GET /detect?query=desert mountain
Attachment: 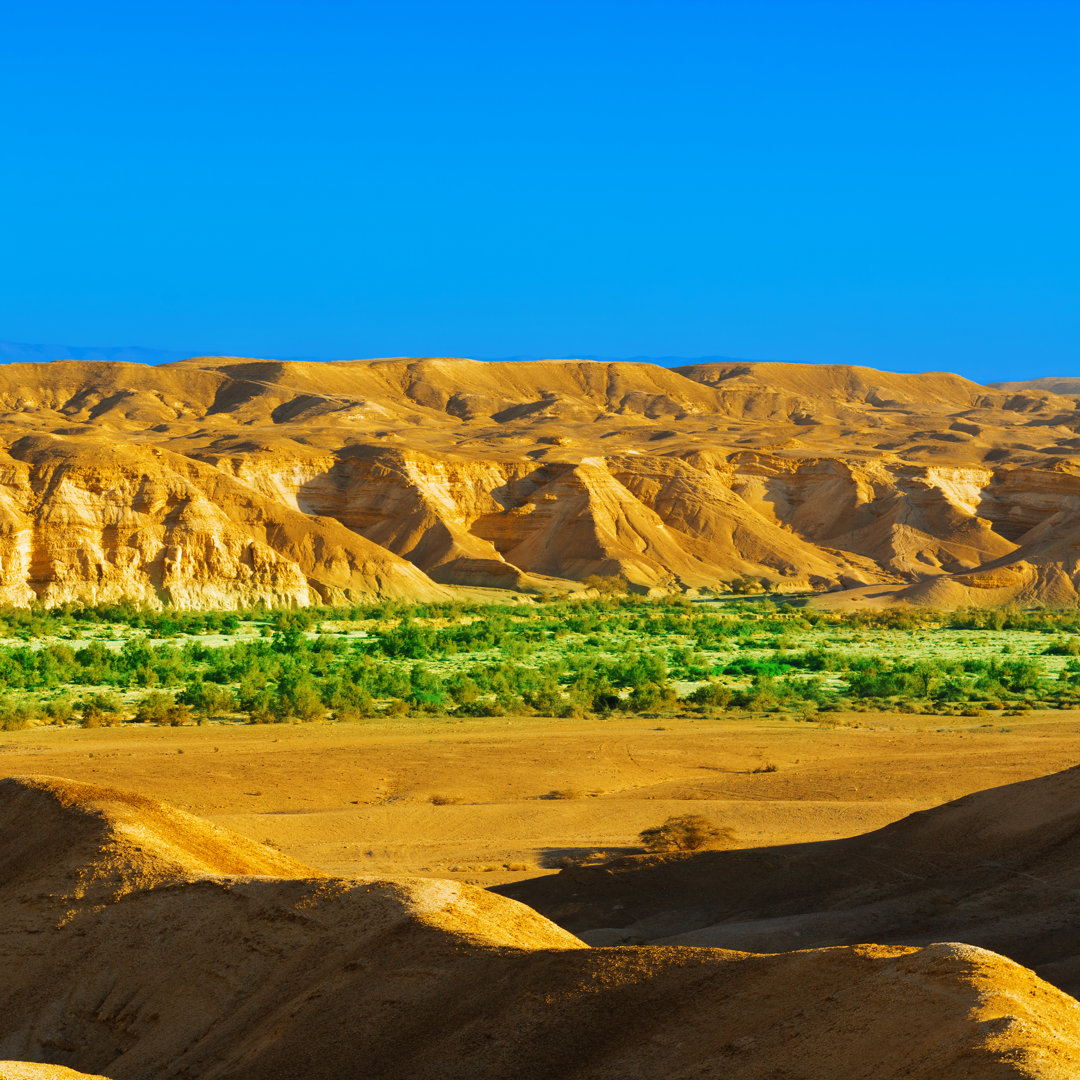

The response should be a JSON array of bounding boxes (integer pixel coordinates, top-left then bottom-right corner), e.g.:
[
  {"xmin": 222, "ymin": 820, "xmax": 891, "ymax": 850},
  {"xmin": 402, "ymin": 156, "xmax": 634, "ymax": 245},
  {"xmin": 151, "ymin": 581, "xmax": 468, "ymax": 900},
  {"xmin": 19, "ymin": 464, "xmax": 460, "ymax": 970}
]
[
  {"xmin": 0, "ymin": 342, "xmax": 192, "ymax": 368},
  {"xmin": 0, "ymin": 356, "xmax": 1078, "ymax": 605},
  {"xmin": 992, "ymin": 378, "xmax": 1080, "ymax": 396},
  {"xmin": 498, "ymin": 763, "xmax": 1080, "ymax": 998},
  {"xmin": 3, "ymin": 775, "xmax": 1080, "ymax": 1079}
]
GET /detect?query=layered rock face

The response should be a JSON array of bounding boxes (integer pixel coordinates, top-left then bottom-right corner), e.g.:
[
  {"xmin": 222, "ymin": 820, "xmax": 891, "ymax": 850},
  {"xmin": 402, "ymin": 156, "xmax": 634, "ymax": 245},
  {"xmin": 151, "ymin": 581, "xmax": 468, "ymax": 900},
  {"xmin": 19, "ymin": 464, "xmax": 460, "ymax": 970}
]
[{"xmin": 0, "ymin": 356, "xmax": 1077, "ymax": 606}]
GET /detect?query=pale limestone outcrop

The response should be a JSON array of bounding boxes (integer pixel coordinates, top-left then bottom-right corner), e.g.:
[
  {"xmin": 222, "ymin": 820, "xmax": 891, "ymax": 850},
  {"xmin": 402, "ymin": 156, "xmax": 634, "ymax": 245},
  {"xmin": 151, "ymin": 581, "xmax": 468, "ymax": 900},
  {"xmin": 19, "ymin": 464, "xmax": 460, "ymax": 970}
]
[{"xmin": 0, "ymin": 435, "xmax": 446, "ymax": 608}]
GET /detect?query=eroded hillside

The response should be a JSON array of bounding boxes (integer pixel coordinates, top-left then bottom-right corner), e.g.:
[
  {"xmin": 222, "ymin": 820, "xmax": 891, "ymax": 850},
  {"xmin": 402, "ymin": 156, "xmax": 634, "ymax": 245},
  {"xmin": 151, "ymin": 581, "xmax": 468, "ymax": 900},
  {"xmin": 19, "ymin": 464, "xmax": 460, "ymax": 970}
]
[
  {"xmin": 0, "ymin": 356, "xmax": 1077, "ymax": 606},
  {"xmin": 4, "ymin": 775, "xmax": 1080, "ymax": 1080}
]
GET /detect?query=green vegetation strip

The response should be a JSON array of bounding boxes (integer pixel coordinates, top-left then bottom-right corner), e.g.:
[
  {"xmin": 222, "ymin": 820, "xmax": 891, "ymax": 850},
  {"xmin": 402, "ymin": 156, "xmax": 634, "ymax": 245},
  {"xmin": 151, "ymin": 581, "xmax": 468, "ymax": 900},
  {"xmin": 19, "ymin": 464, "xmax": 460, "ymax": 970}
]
[{"xmin": 1, "ymin": 598, "xmax": 1080, "ymax": 730}]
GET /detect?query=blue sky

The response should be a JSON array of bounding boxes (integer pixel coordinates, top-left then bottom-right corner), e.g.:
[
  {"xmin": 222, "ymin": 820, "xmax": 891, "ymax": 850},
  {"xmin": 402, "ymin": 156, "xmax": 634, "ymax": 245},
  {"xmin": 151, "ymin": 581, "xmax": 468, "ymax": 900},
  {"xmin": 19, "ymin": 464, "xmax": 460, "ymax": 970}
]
[{"xmin": 1, "ymin": 0, "xmax": 1077, "ymax": 381}]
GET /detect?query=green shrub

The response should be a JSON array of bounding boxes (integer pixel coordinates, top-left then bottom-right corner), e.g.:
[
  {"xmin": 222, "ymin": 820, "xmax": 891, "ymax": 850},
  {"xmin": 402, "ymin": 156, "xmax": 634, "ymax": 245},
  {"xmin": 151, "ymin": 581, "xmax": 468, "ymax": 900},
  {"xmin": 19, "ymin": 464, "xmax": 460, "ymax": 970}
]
[
  {"xmin": 133, "ymin": 691, "xmax": 192, "ymax": 726},
  {"xmin": 79, "ymin": 691, "xmax": 124, "ymax": 728},
  {"xmin": 0, "ymin": 696, "xmax": 39, "ymax": 731},
  {"xmin": 43, "ymin": 698, "xmax": 74, "ymax": 725},
  {"xmin": 684, "ymin": 681, "xmax": 732, "ymax": 707}
]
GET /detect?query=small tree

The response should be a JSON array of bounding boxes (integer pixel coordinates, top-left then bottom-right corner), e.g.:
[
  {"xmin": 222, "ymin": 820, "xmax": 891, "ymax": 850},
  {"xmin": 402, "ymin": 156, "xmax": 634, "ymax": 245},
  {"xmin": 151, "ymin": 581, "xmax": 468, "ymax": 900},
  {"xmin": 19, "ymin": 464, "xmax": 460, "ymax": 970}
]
[
  {"xmin": 638, "ymin": 814, "xmax": 735, "ymax": 853},
  {"xmin": 79, "ymin": 691, "xmax": 125, "ymax": 728},
  {"xmin": 583, "ymin": 575, "xmax": 628, "ymax": 597},
  {"xmin": 133, "ymin": 690, "xmax": 192, "ymax": 726}
]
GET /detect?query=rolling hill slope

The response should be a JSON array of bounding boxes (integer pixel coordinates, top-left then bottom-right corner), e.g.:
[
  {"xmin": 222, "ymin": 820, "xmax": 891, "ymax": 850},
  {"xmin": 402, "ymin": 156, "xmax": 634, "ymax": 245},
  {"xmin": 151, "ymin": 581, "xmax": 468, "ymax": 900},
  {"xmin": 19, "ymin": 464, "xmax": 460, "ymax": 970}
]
[
  {"xmin": 0, "ymin": 356, "xmax": 1075, "ymax": 605},
  {"xmin": 498, "ymin": 764, "xmax": 1080, "ymax": 998},
  {"xmin": 3, "ymin": 775, "xmax": 1080, "ymax": 1080}
]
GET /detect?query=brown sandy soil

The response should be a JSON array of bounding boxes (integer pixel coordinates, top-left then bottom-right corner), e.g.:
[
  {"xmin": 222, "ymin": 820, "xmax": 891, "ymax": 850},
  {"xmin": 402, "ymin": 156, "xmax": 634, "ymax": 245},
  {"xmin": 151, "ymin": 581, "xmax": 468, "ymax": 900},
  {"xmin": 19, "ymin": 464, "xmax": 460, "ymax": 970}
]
[
  {"xmin": 4, "ymin": 775, "xmax": 1080, "ymax": 1080},
  {"xmin": 1, "ymin": 711, "xmax": 1078, "ymax": 886}
]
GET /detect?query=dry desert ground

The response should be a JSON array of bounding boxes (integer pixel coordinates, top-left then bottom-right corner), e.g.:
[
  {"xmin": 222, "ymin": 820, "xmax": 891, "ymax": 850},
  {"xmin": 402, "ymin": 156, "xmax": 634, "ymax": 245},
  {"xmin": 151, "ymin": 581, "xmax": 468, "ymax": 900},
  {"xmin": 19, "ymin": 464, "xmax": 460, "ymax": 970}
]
[
  {"xmin": 6, "ymin": 713, "xmax": 1080, "ymax": 1078},
  {"xmin": 3, "ymin": 709, "xmax": 1077, "ymax": 885}
]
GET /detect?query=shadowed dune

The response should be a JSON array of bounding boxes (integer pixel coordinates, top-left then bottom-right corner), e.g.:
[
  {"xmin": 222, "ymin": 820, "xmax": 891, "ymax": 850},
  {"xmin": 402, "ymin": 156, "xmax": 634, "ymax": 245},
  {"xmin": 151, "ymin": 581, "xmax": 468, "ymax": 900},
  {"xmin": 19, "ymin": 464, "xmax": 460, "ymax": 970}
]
[
  {"xmin": 498, "ymin": 764, "xmax": 1080, "ymax": 997},
  {"xmin": 0, "ymin": 357, "xmax": 1077, "ymax": 604},
  {"xmin": 4, "ymin": 776, "xmax": 1080, "ymax": 1078}
]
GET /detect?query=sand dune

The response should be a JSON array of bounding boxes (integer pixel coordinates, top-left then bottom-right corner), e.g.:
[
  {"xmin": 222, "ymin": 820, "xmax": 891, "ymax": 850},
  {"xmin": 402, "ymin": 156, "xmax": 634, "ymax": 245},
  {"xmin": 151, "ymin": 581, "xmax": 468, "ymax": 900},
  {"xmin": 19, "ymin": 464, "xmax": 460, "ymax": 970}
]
[
  {"xmin": 4, "ymin": 775, "xmax": 1080, "ymax": 1078},
  {"xmin": 500, "ymin": 763, "xmax": 1080, "ymax": 998},
  {"xmin": 0, "ymin": 357, "xmax": 1076, "ymax": 604},
  {"xmin": 0, "ymin": 1066, "xmax": 111, "ymax": 1080}
]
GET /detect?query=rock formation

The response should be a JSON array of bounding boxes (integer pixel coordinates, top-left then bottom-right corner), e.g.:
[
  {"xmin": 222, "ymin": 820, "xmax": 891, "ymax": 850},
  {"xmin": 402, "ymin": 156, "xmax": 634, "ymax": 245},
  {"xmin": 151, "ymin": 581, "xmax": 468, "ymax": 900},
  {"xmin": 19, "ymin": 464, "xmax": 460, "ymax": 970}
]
[{"xmin": 0, "ymin": 356, "xmax": 1078, "ymax": 605}]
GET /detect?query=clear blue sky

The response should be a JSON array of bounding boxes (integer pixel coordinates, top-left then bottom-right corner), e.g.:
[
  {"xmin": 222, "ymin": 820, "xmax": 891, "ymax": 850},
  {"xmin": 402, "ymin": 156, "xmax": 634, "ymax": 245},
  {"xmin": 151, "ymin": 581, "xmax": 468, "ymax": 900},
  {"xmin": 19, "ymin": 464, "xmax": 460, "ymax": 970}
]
[{"xmin": 2, "ymin": 0, "xmax": 1077, "ymax": 381}]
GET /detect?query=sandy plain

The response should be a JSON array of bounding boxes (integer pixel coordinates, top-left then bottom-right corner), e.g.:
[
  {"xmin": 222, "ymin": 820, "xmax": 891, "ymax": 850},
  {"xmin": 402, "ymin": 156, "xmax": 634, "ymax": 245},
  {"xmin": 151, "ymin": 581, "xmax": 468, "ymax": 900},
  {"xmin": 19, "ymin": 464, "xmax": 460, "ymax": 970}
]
[
  {"xmin": 9, "ymin": 711, "xmax": 1080, "ymax": 1077},
  {"xmin": 3, "ymin": 710, "xmax": 1078, "ymax": 885}
]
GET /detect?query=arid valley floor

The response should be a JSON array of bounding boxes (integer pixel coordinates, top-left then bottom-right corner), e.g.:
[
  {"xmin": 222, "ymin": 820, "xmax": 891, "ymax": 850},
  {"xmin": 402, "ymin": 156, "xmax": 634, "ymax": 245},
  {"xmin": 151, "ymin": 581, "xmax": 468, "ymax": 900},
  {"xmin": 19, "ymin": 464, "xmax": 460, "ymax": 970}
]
[
  {"xmin": 2, "ymin": 709, "xmax": 1076, "ymax": 885},
  {"xmin": 7, "ymin": 710, "xmax": 1080, "ymax": 1078}
]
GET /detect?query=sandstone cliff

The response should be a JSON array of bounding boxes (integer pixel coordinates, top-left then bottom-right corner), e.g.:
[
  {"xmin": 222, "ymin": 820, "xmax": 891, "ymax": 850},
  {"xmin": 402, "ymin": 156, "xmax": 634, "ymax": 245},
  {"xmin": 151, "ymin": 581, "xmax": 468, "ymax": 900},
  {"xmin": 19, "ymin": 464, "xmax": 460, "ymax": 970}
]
[{"xmin": 0, "ymin": 356, "xmax": 1077, "ymax": 606}]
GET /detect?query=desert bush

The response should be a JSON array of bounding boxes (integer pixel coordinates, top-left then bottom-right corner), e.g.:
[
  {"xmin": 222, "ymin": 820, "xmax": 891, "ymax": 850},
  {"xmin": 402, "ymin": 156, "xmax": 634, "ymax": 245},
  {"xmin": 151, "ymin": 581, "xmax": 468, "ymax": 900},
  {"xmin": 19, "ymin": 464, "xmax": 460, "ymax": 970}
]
[
  {"xmin": 133, "ymin": 691, "xmax": 192, "ymax": 726},
  {"xmin": 582, "ymin": 575, "xmax": 629, "ymax": 597},
  {"xmin": 627, "ymin": 681, "xmax": 674, "ymax": 711},
  {"xmin": 43, "ymin": 697, "xmax": 74, "ymax": 724},
  {"xmin": 1045, "ymin": 637, "xmax": 1080, "ymax": 656},
  {"xmin": 638, "ymin": 814, "xmax": 736, "ymax": 853},
  {"xmin": 683, "ymin": 680, "xmax": 732, "ymax": 707},
  {"xmin": 727, "ymin": 576, "xmax": 762, "ymax": 595},
  {"xmin": 79, "ymin": 691, "xmax": 124, "ymax": 728},
  {"xmin": 0, "ymin": 696, "xmax": 40, "ymax": 731},
  {"xmin": 379, "ymin": 618, "xmax": 434, "ymax": 659},
  {"xmin": 272, "ymin": 669, "xmax": 325, "ymax": 722},
  {"xmin": 731, "ymin": 674, "xmax": 781, "ymax": 710},
  {"xmin": 177, "ymin": 678, "xmax": 236, "ymax": 720}
]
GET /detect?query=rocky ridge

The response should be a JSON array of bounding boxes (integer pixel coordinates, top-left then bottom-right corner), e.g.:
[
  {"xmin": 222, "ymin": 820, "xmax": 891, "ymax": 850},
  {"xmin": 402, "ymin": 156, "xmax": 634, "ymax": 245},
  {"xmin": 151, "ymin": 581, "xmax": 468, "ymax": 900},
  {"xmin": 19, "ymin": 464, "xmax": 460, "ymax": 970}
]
[{"xmin": 0, "ymin": 357, "xmax": 1078, "ymax": 606}]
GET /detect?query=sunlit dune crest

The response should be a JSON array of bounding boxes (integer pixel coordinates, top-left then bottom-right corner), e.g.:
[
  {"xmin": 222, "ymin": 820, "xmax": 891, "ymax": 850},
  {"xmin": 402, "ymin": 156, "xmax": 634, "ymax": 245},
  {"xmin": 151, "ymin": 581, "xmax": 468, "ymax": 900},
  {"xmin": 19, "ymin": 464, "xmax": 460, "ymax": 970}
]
[{"xmin": 5, "ymin": 774, "xmax": 1080, "ymax": 1079}]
